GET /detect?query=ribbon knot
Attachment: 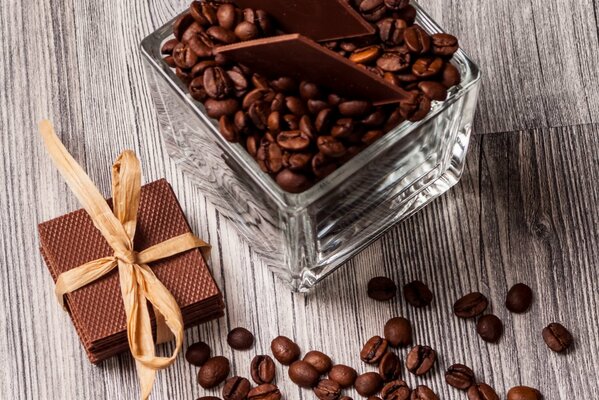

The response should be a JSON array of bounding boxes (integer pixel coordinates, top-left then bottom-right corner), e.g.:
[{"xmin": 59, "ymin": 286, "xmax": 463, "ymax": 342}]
[{"xmin": 39, "ymin": 120, "xmax": 210, "ymax": 400}]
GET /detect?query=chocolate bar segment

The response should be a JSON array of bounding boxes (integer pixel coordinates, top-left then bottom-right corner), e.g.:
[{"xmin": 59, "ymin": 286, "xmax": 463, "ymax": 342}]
[
  {"xmin": 233, "ymin": 0, "xmax": 375, "ymax": 41},
  {"xmin": 216, "ymin": 34, "xmax": 407, "ymax": 105}
]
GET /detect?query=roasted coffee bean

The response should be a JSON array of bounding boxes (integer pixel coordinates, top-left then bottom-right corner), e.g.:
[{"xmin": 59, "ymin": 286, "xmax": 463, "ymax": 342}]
[
  {"xmin": 283, "ymin": 114, "xmax": 300, "ymax": 130},
  {"xmin": 445, "ymin": 364, "xmax": 475, "ymax": 390},
  {"xmin": 315, "ymin": 108, "xmax": 334, "ymax": 133},
  {"xmin": 384, "ymin": 0, "xmax": 410, "ymax": 10},
  {"xmin": 328, "ymin": 365, "xmax": 357, "ymax": 388},
  {"xmin": 271, "ymin": 93, "xmax": 286, "ymax": 112},
  {"xmin": 314, "ymin": 379, "xmax": 342, "ymax": 400},
  {"xmin": 270, "ymin": 77, "xmax": 297, "ymax": 93},
  {"xmin": 207, "ymin": 25, "xmax": 237, "ymax": 44},
  {"xmin": 507, "ymin": 386, "xmax": 542, "ymax": 400},
  {"xmin": 283, "ymin": 96, "xmax": 306, "ymax": 116},
  {"xmin": 191, "ymin": 60, "xmax": 216, "ymax": 78},
  {"xmin": 396, "ymin": 4, "xmax": 417, "ymax": 24},
  {"xmin": 198, "ymin": 356, "xmax": 230, "ymax": 389},
  {"xmin": 289, "ymin": 360, "xmax": 320, "ymax": 388},
  {"xmin": 362, "ymin": 130, "xmax": 384, "ymax": 145},
  {"xmin": 467, "ymin": 383, "xmax": 500, "ymax": 400},
  {"xmin": 376, "ymin": 52, "xmax": 411, "ymax": 72},
  {"xmin": 161, "ymin": 38, "xmax": 179, "ymax": 55},
  {"xmin": 331, "ymin": 118, "xmax": 356, "ymax": 138},
  {"xmin": 276, "ymin": 169, "xmax": 312, "ymax": 193},
  {"xmin": 235, "ymin": 21, "xmax": 260, "ymax": 41},
  {"xmin": 181, "ymin": 21, "xmax": 205, "ymax": 43},
  {"xmin": 317, "ymin": 136, "xmax": 346, "ymax": 158},
  {"xmin": 384, "ymin": 108, "xmax": 404, "ymax": 131},
  {"xmin": 299, "ymin": 81, "xmax": 321, "ymax": 100},
  {"xmin": 442, "ymin": 63, "xmax": 461, "ymax": 88},
  {"xmin": 174, "ymin": 12, "xmax": 196, "ymax": 41},
  {"xmin": 432, "ymin": 33, "xmax": 459, "ymax": 57},
  {"xmin": 381, "ymin": 380, "xmax": 411, "ymax": 400},
  {"xmin": 339, "ymin": 100, "xmax": 371, "ymax": 117},
  {"xmin": 404, "ymin": 25, "xmax": 431, "ymax": 54},
  {"xmin": 405, "ymin": 345, "xmax": 436, "ymax": 376},
  {"xmin": 308, "ymin": 99, "xmax": 329, "ymax": 115},
  {"xmin": 189, "ymin": 77, "xmax": 208, "ymax": 102},
  {"xmin": 410, "ymin": 385, "xmax": 438, "ymax": 400},
  {"xmin": 164, "ymin": 55, "xmax": 176, "ymax": 68},
  {"xmin": 453, "ymin": 292, "xmax": 489, "ymax": 319},
  {"xmin": 204, "ymin": 67, "xmax": 233, "ymax": 99},
  {"xmin": 205, "ymin": 98, "xmax": 239, "ymax": 118},
  {"xmin": 378, "ymin": 18, "xmax": 407, "ymax": 45},
  {"xmin": 186, "ymin": 341, "xmax": 211, "ymax": 366},
  {"xmin": 216, "ymin": 3, "xmax": 237, "ymax": 30},
  {"xmin": 368, "ymin": 276, "xmax": 397, "ymax": 301},
  {"xmin": 403, "ymin": 280, "xmax": 433, "ymax": 307},
  {"xmin": 189, "ymin": 32, "xmax": 215, "ymax": 58},
  {"xmin": 176, "ymin": 67, "xmax": 192, "ymax": 84},
  {"xmin": 223, "ymin": 376, "xmax": 251, "ymax": 400},
  {"xmin": 249, "ymin": 101, "xmax": 271, "ymax": 130},
  {"xmin": 303, "ymin": 351, "xmax": 333, "ymax": 374},
  {"xmin": 243, "ymin": 9, "xmax": 273, "ymax": 35},
  {"xmin": 227, "ymin": 327, "xmax": 254, "ymax": 350},
  {"xmin": 219, "ymin": 115, "xmax": 239, "ymax": 142},
  {"xmin": 243, "ymin": 88, "xmax": 269, "ymax": 109},
  {"xmin": 361, "ymin": 336, "xmax": 389, "ymax": 364},
  {"xmin": 287, "ymin": 152, "xmax": 313, "ymax": 171},
  {"xmin": 360, "ymin": 0, "xmax": 387, "ymax": 21},
  {"xmin": 418, "ymin": 81, "xmax": 447, "ymax": 101},
  {"xmin": 362, "ymin": 109, "xmax": 386, "ymax": 126},
  {"xmin": 328, "ymin": 93, "xmax": 343, "ymax": 107},
  {"xmin": 476, "ymin": 314, "xmax": 503, "ymax": 343},
  {"xmin": 267, "ymin": 111, "xmax": 282, "ymax": 132},
  {"xmin": 384, "ymin": 317, "xmax": 412, "ymax": 347},
  {"xmin": 379, "ymin": 351, "xmax": 401, "ymax": 381},
  {"xmin": 277, "ymin": 130, "xmax": 311, "ymax": 151},
  {"xmin": 355, "ymin": 372, "xmax": 384, "ymax": 397},
  {"xmin": 173, "ymin": 42, "xmax": 198, "ymax": 69},
  {"xmin": 350, "ymin": 45, "xmax": 382, "ymax": 64},
  {"xmin": 506, "ymin": 283, "xmax": 533, "ymax": 313},
  {"xmin": 235, "ymin": 110, "xmax": 251, "ymax": 134},
  {"xmin": 412, "ymin": 57, "xmax": 444, "ymax": 78},
  {"xmin": 399, "ymin": 91, "xmax": 431, "ymax": 122},
  {"xmin": 257, "ymin": 140, "xmax": 283, "ymax": 173},
  {"xmin": 271, "ymin": 336, "xmax": 300, "ymax": 365},
  {"xmin": 248, "ymin": 383, "xmax": 282, "ymax": 400},
  {"xmin": 542, "ymin": 322, "xmax": 573, "ymax": 352},
  {"xmin": 251, "ymin": 355, "xmax": 276, "ymax": 384},
  {"xmin": 190, "ymin": 1, "xmax": 217, "ymax": 26},
  {"xmin": 395, "ymin": 72, "xmax": 420, "ymax": 83},
  {"xmin": 299, "ymin": 115, "xmax": 315, "ymax": 137}
]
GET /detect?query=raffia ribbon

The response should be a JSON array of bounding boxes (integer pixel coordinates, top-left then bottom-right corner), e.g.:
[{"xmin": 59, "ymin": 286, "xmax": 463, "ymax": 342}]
[{"xmin": 39, "ymin": 120, "xmax": 210, "ymax": 400}]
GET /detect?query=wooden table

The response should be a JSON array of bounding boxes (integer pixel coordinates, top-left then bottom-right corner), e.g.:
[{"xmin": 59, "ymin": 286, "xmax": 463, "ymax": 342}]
[{"xmin": 1, "ymin": 0, "xmax": 598, "ymax": 398}]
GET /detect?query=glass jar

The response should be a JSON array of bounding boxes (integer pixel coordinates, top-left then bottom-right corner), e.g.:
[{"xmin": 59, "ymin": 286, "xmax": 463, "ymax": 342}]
[{"xmin": 140, "ymin": 2, "xmax": 481, "ymax": 291}]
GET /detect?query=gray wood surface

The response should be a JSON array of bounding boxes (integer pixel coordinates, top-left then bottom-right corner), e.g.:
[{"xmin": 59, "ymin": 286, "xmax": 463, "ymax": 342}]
[{"xmin": 1, "ymin": 1, "xmax": 598, "ymax": 399}]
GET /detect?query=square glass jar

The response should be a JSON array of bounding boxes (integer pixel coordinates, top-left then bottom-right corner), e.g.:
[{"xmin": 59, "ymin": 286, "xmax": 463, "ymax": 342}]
[{"xmin": 140, "ymin": 2, "xmax": 481, "ymax": 291}]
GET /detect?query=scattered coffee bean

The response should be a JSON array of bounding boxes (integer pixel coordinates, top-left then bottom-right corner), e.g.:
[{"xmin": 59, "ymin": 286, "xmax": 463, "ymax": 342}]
[
  {"xmin": 384, "ymin": 317, "xmax": 412, "ymax": 347},
  {"xmin": 271, "ymin": 336, "xmax": 301, "ymax": 365},
  {"xmin": 507, "ymin": 386, "xmax": 543, "ymax": 400},
  {"xmin": 379, "ymin": 351, "xmax": 402, "ymax": 381},
  {"xmin": 328, "ymin": 364, "xmax": 357, "ymax": 388},
  {"xmin": 361, "ymin": 336, "xmax": 389, "ymax": 364},
  {"xmin": 223, "ymin": 376, "xmax": 251, "ymax": 400},
  {"xmin": 355, "ymin": 372, "xmax": 384, "ymax": 397},
  {"xmin": 445, "ymin": 363, "xmax": 475, "ymax": 390},
  {"xmin": 186, "ymin": 341, "xmax": 211, "ymax": 366},
  {"xmin": 314, "ymin": 379, "xmax": 342, "ymax": 400},
  {"xmin": 405, "ymin": 345, "xmax": 436, "ymax": 376},
  {"xmin": 303, "ymin": 350, "xmax": 333, "ymax": 374},
  {"xmin": 227, "ymin": 327, "xmax": 254, "ymax": 350},
  {"xmin": 403, "ymin": 280, "xmax": 433, "ymax": 307},
  {"xmin": 467, "ymin": 383, "xmax": 500, "ymax": 400},
  {"xmin": 289, "ymin": 360, "xmax": 320, "ymax": 388},
  {"xmin": 453, "ymin": 292, "xmax": 489, "ymax": 318},
  {"xmin": 542, "ymin": 322, "xmax": 573, "ymax": 352},
  {"xmin": 381, "ymin": 380, "xmax": 411, "ymax": 400},
  {"xmin": 476, "ymin": 314, "xmax": 503, "ymax": 343},
  {"xmin": 250, "ymin": 355, "xmax": 276, "ymax": 384},
  {"xmin": 505, "ymin": 283, "xmax": 533, "ymax": 313},
  {"xmin": 198, "ymin": 356, "xmax": 230, "ymax": 389},
  {"xmin": 410, "ymin": 385, "xmax": 438, "ymax": 400},
  {"xmin": 248, "ymin": 383, "xmax": 282, "ymax": 400},
  {"xmin": 368, "ymin": 277, "xmax": 397, "ymax": 301}
]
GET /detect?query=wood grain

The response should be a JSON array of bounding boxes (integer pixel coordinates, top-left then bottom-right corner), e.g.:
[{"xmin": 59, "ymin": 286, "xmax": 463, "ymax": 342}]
[{"xmin": 1, "ymin": 0, "xmax": 598, "ymax": 399}]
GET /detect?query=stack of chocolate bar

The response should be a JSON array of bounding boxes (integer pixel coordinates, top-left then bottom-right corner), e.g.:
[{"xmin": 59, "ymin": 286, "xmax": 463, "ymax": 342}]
[{"xmin": 38, "ymin": 179, "xmax": 224, "ymax": 363}]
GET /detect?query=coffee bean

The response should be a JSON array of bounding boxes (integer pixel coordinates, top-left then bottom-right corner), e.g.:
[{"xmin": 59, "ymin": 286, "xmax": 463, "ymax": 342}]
[
  {"xmin": 248, "ymin": 355, "xmax": 276, "ymax": 385},
  {"xmin": 404, "ymin": 26, "xmax": 431, "ymax": 54},
  {"xmin": 507, "ymin": 386, "xmax": 543, "ymax": 400},
  {"xmin": 328, "ymin": 364, "xmax": 357, "ymax": 388},
  {"xmin": 190, "ymin": 1, "xmax": 217, "ymax": 26},
  {"xmin": 378, "ymin": 18, "xmax": 407, "ymax": 45},
  {"xmin": 317, "ymin": 136, "xmax": 346, "ymax": 158},
  {"xmin": 289, "ymin": 360, "xmax": 320, "ymax": 388},
  {"xmin": 410, "ymin": 385, "xmax": 438, "ymax": 400},
  {"xmin": 379, "ymin": 351, "xmax": 401, "ymax": 381},
  {"xmin": 189, "ymin": 77, "xmax": 208, "ymax": 102},
  {"xmin": 442, "ymin": 63, "xmax": 461, "ymax": 88},
  {"xmin": 174, "ymin": 12, "xmax": 196, "ymax": 41},
  {"xmin": 198, "ymin": 356, "xmax": 230, "ymax": 389},
  {"xmin": 270, "ymin": 76, "xmax": 297, "ymax": 93},
  {"xmin": 219, "ymin": 115, "xmax": 239, "ymax": 142},
  {"xmin": 377, "ymin": 52, "xmax": 411, "ymax": 72},
  {"xmin": 299, "ymin": 81, "xmax": 321, "ymax": 100},
  {"xmin": 403, "ymin": 280, "xmax": 433, "ymax": 307},
  {"xmin": 277, "ymin": 130, "xmax": 311, "ymax": 151},
  {"xmin": 176, "ymin": 67, "xmax": 192, "ymax": 84},
  {"xmin": 205, "ymin": 98, "xmax": 239, "ymax": 118},
  {"xmin": 381, "ymin": 380, "xmax": 411, "ymax": 400},
  {"xmin": 204, "ymin": 67, "xmax": 233, "ymax": 99},
  {"xmin": 191, "ymin": 60, "xmax": 216, "ymax": 78},
  {"xmin": 396, "ymin": 4, "xmax": 417, "ymax": 24},
  {"xmin": 476, "ymin": 314, "xmax": 503, "ymax": 343},
  {"xmin": 161, "ymin": 38, "xmax": 179, "ymax": 55},
  {"xmin": 362, "ymin": 130, "xmax": 383, "ymax": 145},
  {"xmin": 312, "ymin": 152, "xmax": 337, "ymax": 178},
  {"xmin": 271, "ymin": 336, "xmax": 300, "ymax": 365},
  {"xmin": 244, "ymin": 9, "xmax": 273, "ymax": 36},
  {"xmin": 506, "ymin": 283, "xmax": 533, "ymax": 313},
  {"xmin": 248, "ymin": 383, "xmax": 282, "ymax": 400},
  {"xmin": 362, "ymin": 109, "xmax": 387, "ymax": 126},
  {"xmin": 412, "ymin": 57, "xmax": 444, "ymax": 78},
  {"xmin": 339, "ymin": 100, "xmax": 371, "ymax": 117},
  {"xmin": 188, "ymin": 32, "xmax": 215, "ymax": 58},
  {"xmin": 399, "ymin": 91, "xmax": 432, "ymax": 122},
  {"xmin": 314, "ymin": 379, "xmax": 342, "ymax": 400},
  {"xmin": 349, "ymin": 45, "xmax": 382, "ymax": 64},
  {"xmin": 186, "ymin": 341, "xmax": 211, "ymax": 366},
  {"xmin": 227, "ymin": 327, "xmax": 254, "ymax": 350},
  {"xmin": 368, "ymin": 276, "xmax": 397, "ymax": 301},
  {"xmin": 355, "ymin": 372, "xmax": 384, "ymax": 397},
  {"xmin": 418, "ymin": 81, "xmax": 448, "ymax": 101},
  {"xmin": 405, "ymin": 345, "xmax": 436, "ymax": 376},
  {"xmin": 331, "ymin": 118, "xmax": 356, "ymax": 139},
  {"xmin": 303, "ymin": 351, "xmax": 333, "ymax": 374},
  {"xmin": 453, "ymin": 292, "xmax": 489, "ymax": 318},
  {"xmin": 181, "ymin": 22, "xmax": 205, "ymax": 44},
  {"xmin": 235, "ymin": 21, "xmax": 260, "ymax": 41},
  {"xmin": 361, "ymin": 336, "xmax": 389, "ymax": 364},
  {"xmin": 249, "ymin": 100, "xmax": 271, "ymax": 129},
  {"xmin": 287, "ymin": 152, "xmax": 313, "ymax": 171},
  {"xmin": 276, "ymin": 169, "xmax": 312, "ymax": 193},
  {"xmin": 432, "ymin": 33, "xmax": 459, "ymax": 57},
  {"xmin": 542, "ymin": 322, "xmax": 573, "ymax": 352},
  {"xmin": 384, "ymin": 0, "xmax": 410, "ymax": 10},
  {"xmin": 308, "ymin": 100, "xmax": 329, "ymax": 115},
  {"xmin": 173, "ymin": 42, "xmax": 198, "ymax": 69},
  {"xmin": 360, "ymin": 0, "xmax": 387, "ymax": 22},
  {"xmin": 467, "ymin": 383, "xmax": 500, "ymax": 400},
  {"xmin": 164, "ymin": 55, "xmax": 176, "ymax": 68},
  {"xmin": 286, "ymin": 96, "xmax": 308, "ymax": 116},
  {"xmin": 445, "ymin": 364, "xmax": 475, "ymax": 390},
  {"xmin": 257, "ymin": 140, "xmax": 283, "ymax": 174},
  {"xmin": 299, "ymin": 115, "xmax": 315, "ymax": 137},
  {"xmin": 223, "ymin": 376, "xmax": 251, "ymax": 400},
  {"xmin": 384, "ymin": 317, "xmax": 412, "ymax": 348},
  {"xmin": 216, "ymin": 3, "xmax": 237, "ymax": 30}
]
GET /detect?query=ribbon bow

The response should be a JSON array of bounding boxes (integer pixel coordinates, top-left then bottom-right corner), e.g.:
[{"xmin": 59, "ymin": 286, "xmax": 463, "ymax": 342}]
[{"xmin": 39, "ymin": 120, "xmax": 209, "ymax": 399}]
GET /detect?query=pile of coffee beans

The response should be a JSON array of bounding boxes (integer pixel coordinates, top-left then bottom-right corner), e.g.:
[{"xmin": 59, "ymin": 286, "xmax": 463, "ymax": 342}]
[{"xmin": 162, "ymin": 0, "xmax": 463, "ymax": 193}]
